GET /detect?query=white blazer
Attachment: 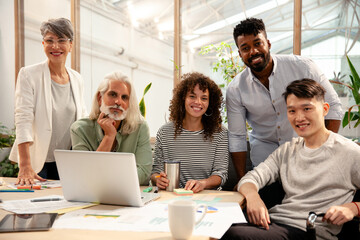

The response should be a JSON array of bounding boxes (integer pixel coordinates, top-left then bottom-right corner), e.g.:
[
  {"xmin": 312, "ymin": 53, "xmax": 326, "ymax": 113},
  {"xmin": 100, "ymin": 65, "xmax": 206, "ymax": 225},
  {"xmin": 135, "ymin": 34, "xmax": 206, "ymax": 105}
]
[{"xmin": 9, "ymin": 60, "xmax": 87, "ymax": 172}]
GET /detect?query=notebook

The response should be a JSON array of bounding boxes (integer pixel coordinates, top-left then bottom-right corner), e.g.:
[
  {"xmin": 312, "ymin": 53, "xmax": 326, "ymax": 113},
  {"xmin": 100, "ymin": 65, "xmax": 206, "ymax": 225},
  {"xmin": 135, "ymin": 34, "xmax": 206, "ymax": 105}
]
[{"xmin": 54, "ymin": 150, "xmax": 159, "ymax": 207}]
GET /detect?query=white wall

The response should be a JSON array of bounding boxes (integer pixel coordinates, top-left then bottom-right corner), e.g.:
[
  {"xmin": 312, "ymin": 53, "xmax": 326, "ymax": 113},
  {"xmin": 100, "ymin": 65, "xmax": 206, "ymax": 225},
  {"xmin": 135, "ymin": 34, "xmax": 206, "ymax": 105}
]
[
  {"xmin": 0, "ymin": 1, "xmax": 15, "ymax": 129},
  {"xmin": 302, "ymin": 35, "xmax": 360, "ymax": 79},
  {"xmin": 24, "ymin": 0, "xmax": 71, "ymax": 66}
]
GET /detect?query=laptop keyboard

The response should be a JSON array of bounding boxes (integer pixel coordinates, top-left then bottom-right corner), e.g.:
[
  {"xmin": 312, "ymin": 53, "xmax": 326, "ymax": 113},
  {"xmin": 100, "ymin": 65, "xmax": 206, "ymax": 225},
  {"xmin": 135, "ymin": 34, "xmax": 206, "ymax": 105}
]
[{"xmin": 141, "ymin": 192, "xmax": 160, "ymax": 205}]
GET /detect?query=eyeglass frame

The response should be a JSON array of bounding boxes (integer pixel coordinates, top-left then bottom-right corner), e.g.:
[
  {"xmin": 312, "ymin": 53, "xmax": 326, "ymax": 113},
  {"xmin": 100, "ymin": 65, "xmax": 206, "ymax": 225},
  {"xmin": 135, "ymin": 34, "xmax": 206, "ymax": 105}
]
[{"xmin": 43, "ymin": 38, "xmax": 72, "ymax": 46}]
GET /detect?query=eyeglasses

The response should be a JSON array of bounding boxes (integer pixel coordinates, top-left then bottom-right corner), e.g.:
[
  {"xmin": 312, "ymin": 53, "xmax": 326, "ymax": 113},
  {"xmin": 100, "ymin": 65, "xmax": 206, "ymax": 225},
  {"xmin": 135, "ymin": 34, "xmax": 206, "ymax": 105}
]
[{"xmin": 43, "ymin": 38, "xmax": 71, "ymax": 46}]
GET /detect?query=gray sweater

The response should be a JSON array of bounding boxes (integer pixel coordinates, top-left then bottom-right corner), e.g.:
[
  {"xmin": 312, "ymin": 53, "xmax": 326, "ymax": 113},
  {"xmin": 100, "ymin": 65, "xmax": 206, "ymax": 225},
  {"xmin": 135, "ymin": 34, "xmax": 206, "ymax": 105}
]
[{"xmin": 238, "ymin": 132, "xmax": 360, "ymax": 239}]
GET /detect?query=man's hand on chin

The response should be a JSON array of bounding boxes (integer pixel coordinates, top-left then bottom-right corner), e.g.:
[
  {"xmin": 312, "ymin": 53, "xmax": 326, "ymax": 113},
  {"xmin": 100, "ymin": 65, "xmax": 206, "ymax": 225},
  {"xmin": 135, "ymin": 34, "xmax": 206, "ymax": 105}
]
[{"xmin": 97, "ymin": 112, "xmax": 117, "ymax": 137}]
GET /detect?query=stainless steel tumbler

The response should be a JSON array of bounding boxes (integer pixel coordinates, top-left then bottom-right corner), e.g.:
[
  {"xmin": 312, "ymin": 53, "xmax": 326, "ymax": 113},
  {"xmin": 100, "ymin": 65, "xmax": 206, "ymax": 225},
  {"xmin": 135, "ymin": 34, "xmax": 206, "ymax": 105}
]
[{"xmin": 164, "ymin": 161, "xmax": 180, "ymax": 192}]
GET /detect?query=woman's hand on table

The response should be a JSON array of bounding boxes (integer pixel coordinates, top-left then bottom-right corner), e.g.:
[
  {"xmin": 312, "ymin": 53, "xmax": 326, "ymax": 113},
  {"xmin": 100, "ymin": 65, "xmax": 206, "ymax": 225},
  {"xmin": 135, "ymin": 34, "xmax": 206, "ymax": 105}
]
[
  {"xmin": 185, "ymin": 179, "xmax": 206, "ymax": 193},
  {"xmin": 16, "ymin": 166, "xmax": 45, "ymax": 185}
]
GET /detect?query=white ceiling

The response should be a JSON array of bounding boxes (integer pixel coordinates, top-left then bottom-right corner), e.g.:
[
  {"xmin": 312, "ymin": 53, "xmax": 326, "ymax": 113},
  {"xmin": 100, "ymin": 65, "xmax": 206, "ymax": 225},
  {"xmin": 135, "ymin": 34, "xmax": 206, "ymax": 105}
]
[{"xmin": 103, "ymin": 0, "xmax": 360, "ymax": 54}]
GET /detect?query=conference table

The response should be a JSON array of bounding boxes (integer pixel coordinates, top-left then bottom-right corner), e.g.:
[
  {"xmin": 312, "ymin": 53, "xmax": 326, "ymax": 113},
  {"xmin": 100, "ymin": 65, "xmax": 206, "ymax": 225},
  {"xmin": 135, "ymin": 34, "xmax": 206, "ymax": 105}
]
[{"xmin": 0, "ymin": 177, "xmax": 244, "ymax": 240}]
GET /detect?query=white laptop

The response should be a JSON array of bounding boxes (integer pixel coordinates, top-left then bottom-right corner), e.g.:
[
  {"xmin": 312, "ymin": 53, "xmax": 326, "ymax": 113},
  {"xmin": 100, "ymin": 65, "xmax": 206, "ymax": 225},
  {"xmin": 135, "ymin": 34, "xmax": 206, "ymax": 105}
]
[{"xmin": 54, "ymin": 150, "xmax": 160, "ymax": 207}]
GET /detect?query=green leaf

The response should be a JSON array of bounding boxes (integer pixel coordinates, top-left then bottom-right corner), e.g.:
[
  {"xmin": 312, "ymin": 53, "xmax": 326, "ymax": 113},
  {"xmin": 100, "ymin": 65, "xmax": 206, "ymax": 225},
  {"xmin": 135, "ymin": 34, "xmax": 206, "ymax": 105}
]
[
  {"xmin": 138, "ymin": 82, "xmax": 152, "ymax": 118},
  {"xmin": 350, "ymin": 76, "xmax": 360, "ymax": 104},
  {"xmin": 143, "ymin": 82, "xmax": 152, "ymax": 96},
  {"xmin": 347, "ymin": 56, "xmax": 360, "ymax": 89},
  {"xmin": 342, "ymin": 112, "xmax": 350, "ymax": 128},
  {"xmin": 0, "ymin": 159, "xmax": 19, "ymax": 177},
  {"xmin": 347, "ymin": 56, "xmax": 360, "ymax": 105},
  {"xmin": 355, "ymin": 119, "xmax": 360, "ymax": 128},
  {"xmin": 139, "ymin": 98, "xmax": 146, "ymax": 117}
]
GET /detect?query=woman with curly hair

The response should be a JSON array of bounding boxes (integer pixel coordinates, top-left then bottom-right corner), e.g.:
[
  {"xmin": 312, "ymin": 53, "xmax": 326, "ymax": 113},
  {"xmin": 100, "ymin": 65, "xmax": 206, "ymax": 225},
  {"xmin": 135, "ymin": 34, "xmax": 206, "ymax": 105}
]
[{"xmin": 151, "ymin": 72, "xmax": 229, "ymax": 193}]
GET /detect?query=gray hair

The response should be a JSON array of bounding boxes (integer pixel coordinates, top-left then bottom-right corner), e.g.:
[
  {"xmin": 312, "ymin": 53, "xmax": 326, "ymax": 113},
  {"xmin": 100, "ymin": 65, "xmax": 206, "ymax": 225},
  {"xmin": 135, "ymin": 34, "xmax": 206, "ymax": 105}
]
[
  {"xmin": 89, "ymin": 71, "xmax": 143, "ymax": 135},
  {"xmin": 40, "ymin": 18, "xmax": 74, "ymax": 40}
]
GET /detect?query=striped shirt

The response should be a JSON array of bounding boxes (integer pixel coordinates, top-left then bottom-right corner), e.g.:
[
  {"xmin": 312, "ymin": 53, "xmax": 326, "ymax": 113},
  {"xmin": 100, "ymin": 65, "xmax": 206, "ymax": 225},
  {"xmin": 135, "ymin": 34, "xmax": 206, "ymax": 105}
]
[{"xmin": 152, "ymin": 122, "xmax": 229, "ymax": 188}]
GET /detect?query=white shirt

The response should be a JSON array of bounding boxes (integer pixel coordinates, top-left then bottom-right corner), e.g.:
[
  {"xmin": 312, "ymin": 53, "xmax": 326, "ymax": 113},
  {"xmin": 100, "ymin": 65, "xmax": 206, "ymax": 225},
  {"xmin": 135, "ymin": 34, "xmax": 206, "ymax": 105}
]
[
  {"xmin": 226, "ymin": 54, "xmax": 343, "ymax": 166},
  {"xmin": 9, "ymin": 60, "xmax": 87, "ymax": 172}
]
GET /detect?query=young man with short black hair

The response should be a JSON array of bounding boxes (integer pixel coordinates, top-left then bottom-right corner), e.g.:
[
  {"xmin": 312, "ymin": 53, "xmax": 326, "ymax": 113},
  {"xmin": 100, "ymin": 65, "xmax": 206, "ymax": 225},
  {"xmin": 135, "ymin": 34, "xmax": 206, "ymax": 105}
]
[{"xmin": 222, "ymin": 79, "xmax": 360, "ymax": 240}]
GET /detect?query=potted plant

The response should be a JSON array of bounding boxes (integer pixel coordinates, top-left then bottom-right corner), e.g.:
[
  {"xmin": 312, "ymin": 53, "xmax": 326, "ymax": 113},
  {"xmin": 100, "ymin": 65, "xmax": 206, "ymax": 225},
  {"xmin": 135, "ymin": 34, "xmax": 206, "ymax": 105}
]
[
  {"xmin": 330, "ymin": 56, "xmax": 360, "ymax": 129},
  {"xmin": 0, "ymin": 123, "xmax": 15, "ymax": 161},
  {"xmin": 200, "ymin": 42, "xmax": 245, "ymax": 123},
  {"xmin": 0, "ymin": 123, "xmax": 18, "ymax": 177},
  {"xmin": 200, "ymin": 42, "xmax": 244, "ymax": 88}
]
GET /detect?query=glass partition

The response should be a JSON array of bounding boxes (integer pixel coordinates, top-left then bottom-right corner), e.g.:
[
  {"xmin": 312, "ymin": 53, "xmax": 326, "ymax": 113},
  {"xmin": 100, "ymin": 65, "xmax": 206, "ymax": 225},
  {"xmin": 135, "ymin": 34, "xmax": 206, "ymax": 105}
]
[
  {"xmin": 13, "ymin": 0, "xmax": 360, "ymax": 139},
  {"xmin": 80, "ymin": 0, "xmax": 174, "ymax": 137},
  {"xmin": 24, "ymin": 0, "xmax": 71, "ymax": 66}
]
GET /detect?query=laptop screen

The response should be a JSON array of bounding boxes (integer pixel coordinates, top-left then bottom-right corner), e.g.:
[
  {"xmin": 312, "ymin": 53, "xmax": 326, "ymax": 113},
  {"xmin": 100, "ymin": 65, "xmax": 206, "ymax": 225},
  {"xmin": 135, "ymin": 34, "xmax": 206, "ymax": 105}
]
[{"xmin": 55, "ymin": 150, "xmax": 146, "ymax": 207}]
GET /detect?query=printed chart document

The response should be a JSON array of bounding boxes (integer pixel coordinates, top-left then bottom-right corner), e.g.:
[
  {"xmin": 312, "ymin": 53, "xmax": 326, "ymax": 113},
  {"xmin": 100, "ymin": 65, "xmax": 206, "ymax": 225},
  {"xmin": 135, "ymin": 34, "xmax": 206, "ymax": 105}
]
[
  {"xmin": 53, "ymin": 201, "xmax": 246, "ymax": 238},
  {"xmin": 0, "ymin": 195, "xmax": 96, "ymax": 214}
]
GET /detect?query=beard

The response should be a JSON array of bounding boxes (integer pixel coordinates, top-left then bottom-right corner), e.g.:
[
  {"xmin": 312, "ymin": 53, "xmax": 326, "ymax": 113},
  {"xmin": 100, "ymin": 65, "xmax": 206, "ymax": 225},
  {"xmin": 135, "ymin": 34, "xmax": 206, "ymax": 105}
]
[
  {"xmin": 100, "ymin": 101, "xmax": 128, "ymax": 121},
  {"xmin": 246, "ymin": 51, "xmax": 271, "ymax": 72}
]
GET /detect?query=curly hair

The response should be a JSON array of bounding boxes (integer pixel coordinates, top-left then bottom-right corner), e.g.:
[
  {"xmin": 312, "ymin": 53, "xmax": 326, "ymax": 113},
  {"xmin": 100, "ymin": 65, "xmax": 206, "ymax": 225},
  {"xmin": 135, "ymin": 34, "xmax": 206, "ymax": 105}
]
[
  {"xmin": 169, "ymin": 72, "xmax": 223, "ymax": 140},
  {"xmin": 233, "ymin": 18, "xmax": 267, "ymax": 47}
]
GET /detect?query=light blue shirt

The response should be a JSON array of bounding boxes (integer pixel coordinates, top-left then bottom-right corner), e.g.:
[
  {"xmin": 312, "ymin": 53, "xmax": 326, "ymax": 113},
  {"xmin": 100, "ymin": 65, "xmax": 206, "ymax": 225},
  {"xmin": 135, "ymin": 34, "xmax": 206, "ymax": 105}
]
[{"xmin": 226, "ymin": 54, "xmax": 343, "ymax": 166}]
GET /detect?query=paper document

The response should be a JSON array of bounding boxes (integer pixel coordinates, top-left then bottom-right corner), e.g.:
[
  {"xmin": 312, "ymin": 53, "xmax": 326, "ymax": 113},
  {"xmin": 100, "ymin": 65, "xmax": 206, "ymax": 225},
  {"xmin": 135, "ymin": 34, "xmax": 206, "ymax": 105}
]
[
  {"xmin": 159, "ymin": 194, "xmax": 221, "ymax": 205},
  {"xmin": 7, "ymin": 180, "xmax": 62, "ymax": 189},
  {"xmin": 53, "ymin": 201, "xmax": 246, "ymax": 238},
  {"xmin": 0, "ymin": 195, "xmax": 97, "ymax": 214}
]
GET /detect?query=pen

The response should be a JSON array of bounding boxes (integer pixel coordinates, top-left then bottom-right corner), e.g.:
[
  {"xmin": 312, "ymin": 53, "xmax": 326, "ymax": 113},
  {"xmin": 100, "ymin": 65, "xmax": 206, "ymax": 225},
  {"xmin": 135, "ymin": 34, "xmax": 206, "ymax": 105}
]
[
  {"xmin": 154, "ymin": 186, "xmax": 159, "ymax": 193},
  {"xmin": 143, "ymin": 187, "xmax": 153, "ymax": 192},
  {"xmin": 0, "ymin": 189, "xmax": 34, "ymax": 192},
  {"xmin": 155, "ymin": 175, "xmax": 160, "ymax": 178},
  {"xmin": 31, "ymin": 198, "xmax": 62, "ymax": 202}
]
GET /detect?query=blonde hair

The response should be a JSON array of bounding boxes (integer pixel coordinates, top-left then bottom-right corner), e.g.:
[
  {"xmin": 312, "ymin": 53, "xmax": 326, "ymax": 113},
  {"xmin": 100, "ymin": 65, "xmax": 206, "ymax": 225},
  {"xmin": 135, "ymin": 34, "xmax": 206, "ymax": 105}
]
[{"xmin": 89, "ymin": 71, "xmax": 143, "ymax": 135}]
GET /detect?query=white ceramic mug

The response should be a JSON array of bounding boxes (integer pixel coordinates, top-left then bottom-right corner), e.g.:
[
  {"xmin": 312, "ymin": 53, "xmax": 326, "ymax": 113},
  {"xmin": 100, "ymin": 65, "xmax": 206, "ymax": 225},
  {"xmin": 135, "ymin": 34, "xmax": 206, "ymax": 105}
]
[{"xmin": 168, "ymin": 200, "xmax": 207, "ymax": 240}]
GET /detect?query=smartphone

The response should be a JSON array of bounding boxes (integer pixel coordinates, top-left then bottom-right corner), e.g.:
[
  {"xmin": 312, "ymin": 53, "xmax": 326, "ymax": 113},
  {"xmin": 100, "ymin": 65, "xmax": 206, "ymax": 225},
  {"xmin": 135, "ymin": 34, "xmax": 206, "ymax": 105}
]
[{"xmin": 0, "ymin": 213, "xmax": 58, "ymax": 232}]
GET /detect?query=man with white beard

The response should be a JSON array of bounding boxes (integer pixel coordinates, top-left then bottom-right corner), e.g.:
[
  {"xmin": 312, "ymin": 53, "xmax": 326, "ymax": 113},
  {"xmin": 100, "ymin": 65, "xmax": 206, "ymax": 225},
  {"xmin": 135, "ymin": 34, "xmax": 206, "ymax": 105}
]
[{"xmin": 70, "ymin": 71, "xmax": 152, "ymax": 185}]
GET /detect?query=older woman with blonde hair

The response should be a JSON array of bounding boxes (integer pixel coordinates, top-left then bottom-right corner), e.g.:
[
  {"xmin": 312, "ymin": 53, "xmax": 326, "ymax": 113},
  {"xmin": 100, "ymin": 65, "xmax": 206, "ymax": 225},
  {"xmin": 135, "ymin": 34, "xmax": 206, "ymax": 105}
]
[
  {"xmin": 10, "ymin": 18, "xmax": 87, "ymax": 185},
  {"xmin": 151, "ymin": 72, "xmax": 229, "ymax": 193}
]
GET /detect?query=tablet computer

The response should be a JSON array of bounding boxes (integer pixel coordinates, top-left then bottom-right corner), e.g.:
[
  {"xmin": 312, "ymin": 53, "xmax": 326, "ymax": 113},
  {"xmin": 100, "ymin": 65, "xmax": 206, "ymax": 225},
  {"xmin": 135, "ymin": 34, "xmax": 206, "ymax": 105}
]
[{"xmin": 0, "ymin": 213, "xmax": 57, "ymax": 232}]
